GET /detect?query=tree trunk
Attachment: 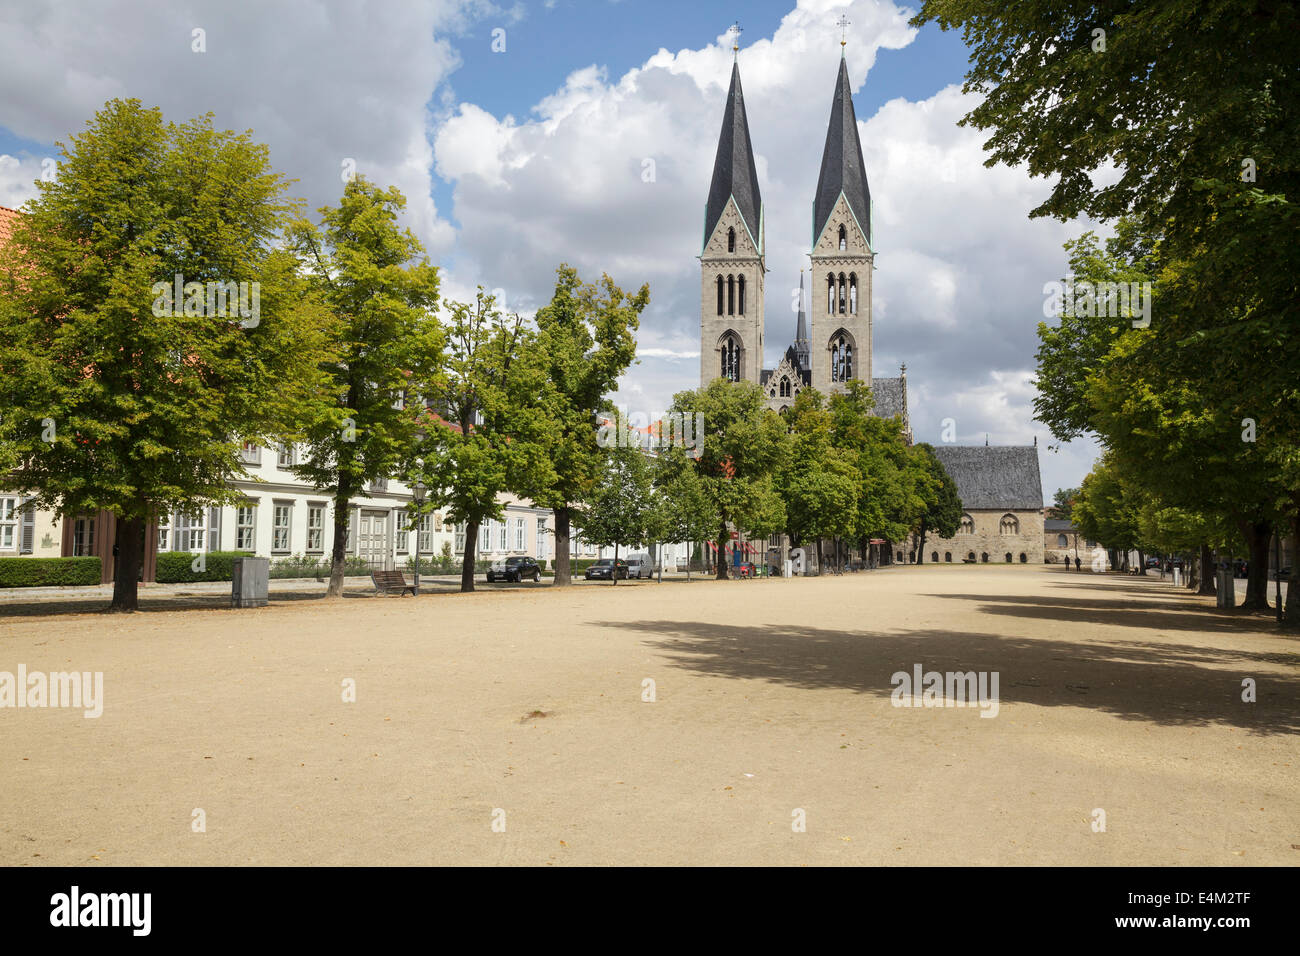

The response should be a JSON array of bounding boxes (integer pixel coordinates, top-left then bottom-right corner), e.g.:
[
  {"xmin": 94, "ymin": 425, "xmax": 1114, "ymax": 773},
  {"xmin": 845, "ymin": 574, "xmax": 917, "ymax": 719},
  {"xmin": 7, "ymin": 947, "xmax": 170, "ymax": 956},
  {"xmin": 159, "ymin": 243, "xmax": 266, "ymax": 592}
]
[
  {"xmin": 917, "ymin": 520, "xmax": 928, "ymax": 565},
  {"xmin": 553, "ymin": 506, "xmax": 573, "ymax": 586},
  {"xmin": 109, "ymin": 514, "xmax": 143, "ymax": 612},
  {"xmin": 816, "ymin": 537, "xmax": 824, "ymax": 577},
  {"xmin": 1197, "ymin": 542, "xmax": 1215, "ymax": 596},
  {"xmin": 327, "ymin": 494, "xmax": 351, "ymax": 598},
  {"xmin": 1136, "ymin": 549, "xmax": 1146, "ymax": 575},
  {"xmin": 1238, "ymin": 521, "xmax": 1271, "ymax": 610},
  {"xmin": 461, "ymin": 519, "xmax": 479, "ymax": 592},
  {"xmin": 1285, "ymin": 509, "xmax": 1299, "ymax": 628},
  {"xmin": 612, "ymin": 541, "xmax": 619, "ymax": 586},
  {"xmin": 715, "ymin": 524, "xmax": 729, "ymax": 580}
]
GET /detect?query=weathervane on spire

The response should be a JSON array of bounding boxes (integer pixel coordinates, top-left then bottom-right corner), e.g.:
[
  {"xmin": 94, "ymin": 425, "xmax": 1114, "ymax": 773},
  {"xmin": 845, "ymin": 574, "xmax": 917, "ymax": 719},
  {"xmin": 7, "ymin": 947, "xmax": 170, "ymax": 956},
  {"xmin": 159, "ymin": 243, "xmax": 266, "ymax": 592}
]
[
  {"xmin": 837, "ymin": 13, "xmax": 851, "ymax": 48},
  {"xmin": 728, "ymin": 21, "xmax": 742, "ymax": 56}
]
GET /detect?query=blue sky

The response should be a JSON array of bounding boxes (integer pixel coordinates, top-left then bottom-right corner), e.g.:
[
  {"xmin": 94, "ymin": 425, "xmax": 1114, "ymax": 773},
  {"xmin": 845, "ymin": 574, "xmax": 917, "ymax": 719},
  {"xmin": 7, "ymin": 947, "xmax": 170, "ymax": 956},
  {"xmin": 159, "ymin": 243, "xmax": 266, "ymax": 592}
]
[{"xmin": 0, "ymin": 0, "xmax": 1099, "ymax": 500}]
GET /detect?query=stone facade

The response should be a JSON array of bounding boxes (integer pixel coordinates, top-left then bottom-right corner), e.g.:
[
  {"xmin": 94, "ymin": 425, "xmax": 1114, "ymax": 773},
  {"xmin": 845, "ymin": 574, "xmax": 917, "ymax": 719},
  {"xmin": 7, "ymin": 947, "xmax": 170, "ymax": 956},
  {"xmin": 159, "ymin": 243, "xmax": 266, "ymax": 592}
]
[
  {"xmin": 808, "ymin": 193, "xmax": 873, "ymax": 396},
  {"xmin": 700, "ymin": 196, "xmax": 765, "ymax": 387},
  {"xmin": 915, "ymin": 509, "xmax": 1046, "ymax": 565}
]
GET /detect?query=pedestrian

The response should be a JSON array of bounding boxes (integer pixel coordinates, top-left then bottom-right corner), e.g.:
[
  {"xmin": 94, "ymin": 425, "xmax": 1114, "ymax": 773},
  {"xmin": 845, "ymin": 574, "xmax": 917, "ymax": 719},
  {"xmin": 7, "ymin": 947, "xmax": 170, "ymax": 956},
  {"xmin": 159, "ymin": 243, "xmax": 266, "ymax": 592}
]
[{"xmin": 1074, "ymin": 556, "xmax": 1081, "ymax": 572}]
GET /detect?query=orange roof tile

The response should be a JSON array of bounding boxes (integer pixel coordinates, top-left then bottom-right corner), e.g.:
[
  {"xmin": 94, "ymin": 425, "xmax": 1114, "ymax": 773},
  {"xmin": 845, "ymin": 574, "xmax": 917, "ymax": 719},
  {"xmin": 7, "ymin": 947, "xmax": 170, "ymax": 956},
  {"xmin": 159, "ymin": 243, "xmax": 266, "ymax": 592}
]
[{"xmin": 0, "ymin": 205, "xmax": 19, "ymax": 248}]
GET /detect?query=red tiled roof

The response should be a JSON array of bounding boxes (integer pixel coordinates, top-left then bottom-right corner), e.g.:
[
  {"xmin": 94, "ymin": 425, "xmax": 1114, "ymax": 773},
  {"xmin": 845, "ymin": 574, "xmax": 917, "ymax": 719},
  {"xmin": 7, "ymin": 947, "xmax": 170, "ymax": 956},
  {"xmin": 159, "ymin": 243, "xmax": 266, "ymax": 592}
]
[{"xmin": 0, "ymin": 205, "xmax": 20, "ymax": 248}]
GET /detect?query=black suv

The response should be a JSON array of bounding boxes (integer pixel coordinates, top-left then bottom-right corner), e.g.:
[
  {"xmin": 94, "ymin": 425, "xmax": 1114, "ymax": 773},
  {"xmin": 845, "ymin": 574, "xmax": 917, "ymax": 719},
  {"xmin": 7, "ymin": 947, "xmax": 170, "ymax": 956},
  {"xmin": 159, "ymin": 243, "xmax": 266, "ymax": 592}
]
[
  {"xmin": 487, "ymin": 556, "xmax": 542, "ymax": 583},
  {"xmin": 584, "ymin": 559, "xmax": 629, "ymax": 581}
]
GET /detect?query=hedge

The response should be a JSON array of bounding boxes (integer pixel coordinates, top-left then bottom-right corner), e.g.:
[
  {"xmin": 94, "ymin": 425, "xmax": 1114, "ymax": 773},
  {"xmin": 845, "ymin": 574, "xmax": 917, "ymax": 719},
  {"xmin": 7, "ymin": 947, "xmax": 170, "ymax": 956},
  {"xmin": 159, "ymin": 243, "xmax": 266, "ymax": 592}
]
[
  {"xmin": 155, "ymin": 550, "xmax": 253, "ymax": 583},
  {"xmin": 0, "ymin": 556, "xmax": 102, "ymax": 588},
  {"xmin": 269, "ymin": 554, "xmax": 372, "ymax": 579}
]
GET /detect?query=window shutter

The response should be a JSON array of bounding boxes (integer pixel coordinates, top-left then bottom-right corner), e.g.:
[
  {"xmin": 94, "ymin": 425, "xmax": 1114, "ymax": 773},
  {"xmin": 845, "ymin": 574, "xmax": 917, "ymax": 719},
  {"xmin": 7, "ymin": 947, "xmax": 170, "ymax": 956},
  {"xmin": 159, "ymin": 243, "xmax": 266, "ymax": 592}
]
[{"xmin": 20, "ymin": 498, "xmax": 35, "ymax": 554}]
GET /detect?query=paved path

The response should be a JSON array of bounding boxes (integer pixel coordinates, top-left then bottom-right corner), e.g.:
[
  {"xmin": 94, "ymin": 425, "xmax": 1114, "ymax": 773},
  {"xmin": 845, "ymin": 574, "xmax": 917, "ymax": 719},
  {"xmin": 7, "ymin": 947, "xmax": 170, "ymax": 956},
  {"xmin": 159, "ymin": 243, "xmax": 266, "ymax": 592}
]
[{"xmin": 1, "ymin": 565, "xmax": 1295, "ymax": 865}]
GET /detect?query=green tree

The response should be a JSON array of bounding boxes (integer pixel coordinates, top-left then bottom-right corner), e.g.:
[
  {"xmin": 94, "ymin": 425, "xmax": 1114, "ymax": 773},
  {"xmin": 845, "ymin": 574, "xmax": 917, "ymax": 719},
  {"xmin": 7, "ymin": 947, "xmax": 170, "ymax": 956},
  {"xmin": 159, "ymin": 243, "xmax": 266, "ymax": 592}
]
[
  {"xmin": 410, "ymin": 292, "xmax": 554, "ymax": 592},
  {"xmin": 650, "ymin": 446, "xmax": 716, "ymax": 582},
  {"xmin": 574, "ymin": 443, "xmax": 654, "ymax": 585},
  {"xmin": 1049, "ymin": 487, "xmax": 1081, "ymax": 522},
  {"xmin": 0, "ymin": 99, "xmax": 331, "ymax": 611},
  {"xmin": 777, "ymin": 388, "xmax": 858, "ymax": 573},
  {"xmin": 286, "ymin": 177, "xmax": 442, "ymax": 597},
  {"xmin": 527, "ymin": 266, "xmax": 648, "ymax": 586},
  {"xmin": 663, "ymin": 379, "xmax": 789, "ymax": 579},
  {"xmin": 913, "ymin": 443, "xmax": 963, "ymax": 564}
]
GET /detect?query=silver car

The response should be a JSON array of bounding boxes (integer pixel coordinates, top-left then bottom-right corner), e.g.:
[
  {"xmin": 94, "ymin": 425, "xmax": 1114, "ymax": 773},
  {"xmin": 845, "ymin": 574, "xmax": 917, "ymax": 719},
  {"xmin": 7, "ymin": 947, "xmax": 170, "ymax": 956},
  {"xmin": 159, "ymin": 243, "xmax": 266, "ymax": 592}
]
[{"xmin": 625, "ymin": 556, "xmax": 654, "ymax": 579}]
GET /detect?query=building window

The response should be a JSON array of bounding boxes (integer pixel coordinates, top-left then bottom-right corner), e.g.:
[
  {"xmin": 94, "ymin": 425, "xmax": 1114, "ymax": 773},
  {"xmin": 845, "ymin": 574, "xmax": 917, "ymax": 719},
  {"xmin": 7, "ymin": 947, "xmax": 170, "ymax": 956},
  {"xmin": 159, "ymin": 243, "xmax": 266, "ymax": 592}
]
[
  {"xmin": 727, "ymin": 275, "xmax": 735, "ymax": 315},
  {"xmin": 156, "ymin": 513, "xmax": 170, "ymax": 552},
  {"xmin": 272, "ymin": 503, "xmax": 292, "ymax": 552},
  {"xmin": 967, "ymin": 551, "xmax": 975, "ymax": 562},
  {"xmin": 779, "ymin": 377, "xmax": 791, "ymax": 398},
  {"xmin": 1019, "ymin": 553, "xmax": 1028, "ymax": 563},
  {"xmin": 236, "ymin": 503, "xmax": 257, "ymax": 551},
  {"xmin": 455, "ymin": 522, "xmax": 466, "ymax": 554},
  {"xmin": 514, "ymin": 517, "xmax": 525, "ymax": 552},
  {"xmin": 838, "ymin": 224, "xmax": 846, "ymax": 251},
  {"xmin": 849, "ymin": 274, "xmax": 858, "ymax": 314},
  {"xmin": 418, "ymin": 515, "xmax": 435, "ymax": 554},
  {"xmin": 931, "ymin": 551, "xmax": 938, "ymax": 563},
  {"xmin": 1000, "ymin": 513, "xmax": 1020, "ymax": 535},
  {"xmin": 716, "ymin": 275, "xmax": 724, "ymax": 316},
  {"xmin": 826, "ymin": 273, "xmax": 835, "ymax": 314},
  {"xmin": 369, "ymin": 478, "xmax": 389, "ymax": 494},
  {"xmin": 306, "ymin": 506, "xmax": 324, "ymax": 552},
  {"xmin": 737, "ymin": 274, "xmax": 745, "ymax": 315},
  {"xmin": 1057, "ymin": 534, "xmax": 1069, "ymax": 548},
  {"xmin": 944, "ymin": 552, "xmax": 952, "ymax": 563},
  {"xmin": 276, "ymin": 443, "xmax": 294, "ymax": 468},
  {"xmin": 239, "ymin": 441, "xmax": 261, "ymax": 465},
  {"xmin": 479, "ymin": 522, "xmax": 491, "ymax": 554},
  {"xmin": 727, "ymin": 227, "xmax": 735, "ymax": 252},
  {"xmin": 720, "ymin": 334, "xmax": 741, "ymax": 382},
  {"xmin": 536, "ymin": 517, "xmax": 547, "ymax": 558},
  {"xmin": 499, "ymin": 520, "xmax": 508, "ymax": 552},
  {"xmin": 830, "ymin": 334, "xmax": 853, "ymax": 383},
  {"xmin": 838, "ymin": 273, "xmax": 847, "ymax": 314},
  {"xmin": 175, "ymin": 511, "xmax": 206, "ymax": 552},
  {"xmin": 0, "ymin": 497, "xmax": 17, "ymax": 550},
  {"xmin": 959, "ymin": 514, "xmax": 974, "ymax": 534},
  {"xmin": 1005, "ymin": 552, "xmax": 1013, "ymax": 563},
  {"xmin": 395, "ymin": 510, "xmax": 409, "ymax": 554},
  {"xmin": 72, "ymin": 515, "xmax": 97, "ymax": 556},
  {"xmin": 981, "ymin": 552, "xmax": 989, "ymax": 563}
]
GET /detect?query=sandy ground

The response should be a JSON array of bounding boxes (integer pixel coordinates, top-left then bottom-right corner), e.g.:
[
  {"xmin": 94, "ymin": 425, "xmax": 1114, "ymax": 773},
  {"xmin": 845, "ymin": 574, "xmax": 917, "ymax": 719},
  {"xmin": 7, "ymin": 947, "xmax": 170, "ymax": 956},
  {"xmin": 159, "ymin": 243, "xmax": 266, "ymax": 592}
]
[{"xmin": 1, "ymin": 565, "xmax": 1296, "ymax": 866}]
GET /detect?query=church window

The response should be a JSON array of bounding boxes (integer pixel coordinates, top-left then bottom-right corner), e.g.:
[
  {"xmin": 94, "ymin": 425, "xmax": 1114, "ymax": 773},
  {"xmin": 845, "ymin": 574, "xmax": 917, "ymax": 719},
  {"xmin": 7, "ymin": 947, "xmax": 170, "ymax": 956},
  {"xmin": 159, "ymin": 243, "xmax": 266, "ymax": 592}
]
[
  {"xmin": 838, "ymin": 273, "xmax": 847, "ymax": 314},
  {"xmin": 1057, "ymin": 534, "xmax": 1069, "ymax": 548},
  {"xmin": 849, "ymin": 274, "xmax": 858, "ymax": 314},
  {"xmin": 959, "ymin": 513, "xmax": 974, "ymax": 534},
  {"xmin": 1000, "ymin": 513, "xmax": 1019, "ymax": 535},
  {"xmin": 779, "ymin": 377, "xmax": 791, "ymax": 397},
  {"xmin": 838, "ymin": 224, "xmax": 847, "ymax": 251},
  {"xmin": 980, "ymin": 552, "xmax": 989, "ymax": 563},
  {"xmin": 727, "ymin": 228, "xmax": 735, "ymax": 253},
  {"xmin": 967, "ymin": 551, "xmax": 976, "ymax": 561},
  {"xmin": 727, "ymin": 275, "xmax": 735, "ymax": 315},
  {"xmin": 720, "ymin": 334, "xmax": 741, "ymax": 382},
  {"xmin": 737, "ymin": 275, "xmax": 745, "ymax": 315},
  {"xmin": 827, "ymin": 274, "xmax": 835, "ymax": 314},
  {"xmin": 944, "ymin": 552, "xmax": 952, "ymax": 563},
  {"xmin": 716, "ymin": 275, "xmax": 724, "ymax": 316},
  {"xmin": 931, "ymin": 551, "xmax": 938, "ymax": 563},
  {"xmin": 830, "ymin": 333, "xmax": 853, "ymax": 383},
  {"xmin": 1005, "ymin": 552, "xmax": 1012, "ymax": 563},
  {"xmin": 1019, "ymin": 553, "xmax": 1027, "ymax": 563}
]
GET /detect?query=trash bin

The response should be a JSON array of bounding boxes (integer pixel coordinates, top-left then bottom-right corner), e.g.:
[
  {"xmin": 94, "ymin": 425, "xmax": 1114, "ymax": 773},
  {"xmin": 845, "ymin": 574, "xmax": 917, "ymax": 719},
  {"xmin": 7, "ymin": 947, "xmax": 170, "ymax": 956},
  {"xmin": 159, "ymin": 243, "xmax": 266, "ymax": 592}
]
[
  {"xmin": 231, "ymin": 557, "xmax": 270, "ymax": 608},
  {"xmin": 1216, "ymin": 569, "xmax": 1235, "ymax": 609}
]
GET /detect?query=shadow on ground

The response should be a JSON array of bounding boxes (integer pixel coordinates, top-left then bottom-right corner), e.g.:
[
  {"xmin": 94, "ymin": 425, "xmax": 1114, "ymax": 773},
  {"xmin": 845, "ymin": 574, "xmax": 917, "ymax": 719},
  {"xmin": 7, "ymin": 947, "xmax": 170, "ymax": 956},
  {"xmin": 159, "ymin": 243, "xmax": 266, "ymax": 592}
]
[{"xmin": 598, "ymin": 613, "xmax": 1299, "ymax": 735}]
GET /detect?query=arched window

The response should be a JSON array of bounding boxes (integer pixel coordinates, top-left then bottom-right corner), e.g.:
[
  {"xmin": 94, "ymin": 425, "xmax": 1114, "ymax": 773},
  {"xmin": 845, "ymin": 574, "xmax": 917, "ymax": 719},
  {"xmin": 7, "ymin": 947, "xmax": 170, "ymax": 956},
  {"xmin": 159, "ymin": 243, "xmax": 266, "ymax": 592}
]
[
  {"xmin": 838, "ymin": 224, "xmax": 847, "ymax": 251},
  {"xmin": 849, "ymin": 274, "xmax": 858, "ymax": 314},
  {"xmin": 830, "ymin": 333, "xmax": 854, "ymax": 383},
  {"xmin": 1005, "ymin": 552, "xmax": 1013, "ymax": 563},
  {"xmin": 727, "ymin": 275, "xmax": 735, "ymax": 315},
  {"xmin": 830, "ymin": 342, "xmax": 840, "ymax": 380},
  {"xmin": 959, "ymin": 514, "xmax": 974, "ymax": 534},
  {"xmin": 931, "ymin": 551, "xmax": 938, "ymax": 563},
  {"xmin": 1000, "ymin": 513, "xmax": 1020, "ymax": 535},
  {"xmin": 1019, "ymin": 553, "xmax": 1027, "ymax": 563},
  {"xmin": 779, "ymin": 376, "xmax": 791, "ymax": 397},
  {"xmin": 981, "ymin": 552, "xmax": 989, "ymax": 563},
  {"xmin": 716, "ymin": 275, "xmax": 724, "ymax": 316},
  {"xmin": 827, "ymin": 274, "xmax": 835, "ymax": 314},
  {"xmin": 967, "ymin": 551, "xmax": 976, "ymax": 562},
  {"xmin": 944, "ymin": 552, "xmax": 952, "ymax": 563},
  {"xmin": 737, "ymin": 274, "xmax": 745, "ymax": 315},
  {"xmin": 720, "ymin": 334, "xmax": 741, "ymax": 382},
  {"xmin": 1057, "ymin": 534, "xmax": 1069, "ymax": 548},
  {"xmin": 838, "ymin": 273, "xmax": 847, "ymax": 314},
  {"xmin": 727, "ymin": 228, "xmax": 736, "ymax": 253}
]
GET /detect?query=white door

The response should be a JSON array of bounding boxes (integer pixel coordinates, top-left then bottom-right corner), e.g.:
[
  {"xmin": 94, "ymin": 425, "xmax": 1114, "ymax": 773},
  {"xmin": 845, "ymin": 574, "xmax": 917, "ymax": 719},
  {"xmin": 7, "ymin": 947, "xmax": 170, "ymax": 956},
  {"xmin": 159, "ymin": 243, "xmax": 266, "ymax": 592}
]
[{"xmin": 358, "ymin": 510, "xmax": 390, "ymax": 569}]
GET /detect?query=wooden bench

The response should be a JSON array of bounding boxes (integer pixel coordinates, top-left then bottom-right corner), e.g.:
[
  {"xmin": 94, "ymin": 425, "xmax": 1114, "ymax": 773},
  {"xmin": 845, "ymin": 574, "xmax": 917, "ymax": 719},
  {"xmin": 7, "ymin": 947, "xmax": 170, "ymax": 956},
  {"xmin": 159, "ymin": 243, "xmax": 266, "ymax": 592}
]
[{"xmin": 371, "ymin": 569, "xmax": 417, "ymax": 596}]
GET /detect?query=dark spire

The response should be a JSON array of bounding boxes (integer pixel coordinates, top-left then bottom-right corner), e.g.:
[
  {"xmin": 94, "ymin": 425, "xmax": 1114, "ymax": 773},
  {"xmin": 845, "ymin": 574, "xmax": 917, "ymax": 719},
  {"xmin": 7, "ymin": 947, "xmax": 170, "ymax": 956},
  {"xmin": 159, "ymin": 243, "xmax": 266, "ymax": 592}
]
[
  {"xmin": 703, "ymin": 60, "xmax": 763, "ymax": 254},
  {"xmin": 812, "ymin": 55, "xmax": 871, "ymax": 249},
  {"xmin": 794, "ymin": 270, "xmax": 810, "ymax": 372}
]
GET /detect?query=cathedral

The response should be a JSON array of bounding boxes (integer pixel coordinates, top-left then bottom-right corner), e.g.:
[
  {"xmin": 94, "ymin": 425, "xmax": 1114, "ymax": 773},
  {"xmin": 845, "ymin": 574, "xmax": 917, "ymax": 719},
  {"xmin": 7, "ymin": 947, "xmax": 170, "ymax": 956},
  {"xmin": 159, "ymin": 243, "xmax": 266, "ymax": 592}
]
[
  {"xmin": 699, "ymin": 49, "xmax": 908, "ymax": 431},
  {"xmin": 698, "ymin": 46, "xmax": 1045, "ymax": 568}
]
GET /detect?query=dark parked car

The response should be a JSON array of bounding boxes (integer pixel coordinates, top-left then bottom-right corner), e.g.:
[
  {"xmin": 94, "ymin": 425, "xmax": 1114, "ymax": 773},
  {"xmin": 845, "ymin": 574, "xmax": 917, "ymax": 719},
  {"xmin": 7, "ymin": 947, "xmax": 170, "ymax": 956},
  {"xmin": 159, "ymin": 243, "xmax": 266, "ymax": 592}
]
[
  {"xmin": 486, "ymin": 556, "xmax": 541, "ymax": 583},
  {"xmin": 584, "ymin": 559, "xmax": 628, "ymax": 581}
]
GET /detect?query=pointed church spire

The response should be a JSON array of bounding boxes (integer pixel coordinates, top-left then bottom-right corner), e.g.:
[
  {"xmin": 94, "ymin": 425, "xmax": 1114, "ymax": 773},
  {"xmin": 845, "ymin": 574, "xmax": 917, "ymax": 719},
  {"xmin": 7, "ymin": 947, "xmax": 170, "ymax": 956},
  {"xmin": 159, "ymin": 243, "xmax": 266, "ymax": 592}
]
[
  {"xmin": 794, "ymin": 270, "xmax": 810, "ymax": 372},
  {"xmin": 811, "ymin": 54, "xmax": 871, "ymax": 250},
  {"xmin": 703, "ymin": 58, "xmax": 763, "ymax": 254}
]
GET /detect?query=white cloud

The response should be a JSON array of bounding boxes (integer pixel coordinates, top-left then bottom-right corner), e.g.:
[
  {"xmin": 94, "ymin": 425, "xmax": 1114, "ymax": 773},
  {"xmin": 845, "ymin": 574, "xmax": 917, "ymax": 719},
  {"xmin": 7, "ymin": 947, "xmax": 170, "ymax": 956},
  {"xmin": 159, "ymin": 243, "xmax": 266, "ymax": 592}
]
[{"xmin": 0, "ymin": 154, "xmax": 41, "ymax": 208}]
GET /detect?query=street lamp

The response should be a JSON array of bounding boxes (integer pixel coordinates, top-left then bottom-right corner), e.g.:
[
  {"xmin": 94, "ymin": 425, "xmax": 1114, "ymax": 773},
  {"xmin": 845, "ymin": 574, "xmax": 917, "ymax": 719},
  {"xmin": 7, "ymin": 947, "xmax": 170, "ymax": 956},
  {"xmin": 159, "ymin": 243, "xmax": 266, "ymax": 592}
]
[{"xmin": 412, "ymin": 461, "xmax": 426, "ymax": 596}]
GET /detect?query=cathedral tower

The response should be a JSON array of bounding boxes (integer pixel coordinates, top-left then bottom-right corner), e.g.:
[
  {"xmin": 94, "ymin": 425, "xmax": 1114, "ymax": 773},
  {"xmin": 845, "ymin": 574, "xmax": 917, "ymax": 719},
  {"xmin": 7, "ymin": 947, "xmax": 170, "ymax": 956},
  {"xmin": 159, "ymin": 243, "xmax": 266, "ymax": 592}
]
[
  {"xmin": 808, "ymin": 52, "xmax": 874, "ymax": 395},
  {"xmin": 700, "ymin": 57, "xmax": 765, "ymax": 388}
]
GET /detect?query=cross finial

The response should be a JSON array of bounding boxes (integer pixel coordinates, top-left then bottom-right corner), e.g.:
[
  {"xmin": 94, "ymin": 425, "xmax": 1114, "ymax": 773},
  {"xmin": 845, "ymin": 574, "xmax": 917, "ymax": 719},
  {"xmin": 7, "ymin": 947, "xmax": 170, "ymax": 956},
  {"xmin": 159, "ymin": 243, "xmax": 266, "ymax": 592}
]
[
  {"xmin": 728, "ymin": 21, "xmax": 742, "ymax": 56},
  {"xmin": 837, "ymin": 13, "xmax": 851, "ymax": 48}
]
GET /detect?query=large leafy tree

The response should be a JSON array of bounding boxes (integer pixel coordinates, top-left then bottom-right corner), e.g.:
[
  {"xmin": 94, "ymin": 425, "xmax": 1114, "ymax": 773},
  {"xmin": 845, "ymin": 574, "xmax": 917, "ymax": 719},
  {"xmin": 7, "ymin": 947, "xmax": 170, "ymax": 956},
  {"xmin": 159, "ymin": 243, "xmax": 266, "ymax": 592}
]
[
  {"xmin": 650, "ymin": 445, "xmax": 716, "ymax": 582},
  {"xmin": 410, "ymin": 292, "xmax": 554, "ymax": 592},
  {"xmin": 528, "ymin": 266, "xmax": 648, "ymax": 586},
  {"xmin": 286, "ymin": 177, "xmax": 442, "ymax": 597},
  {"xmin": 662, "ymin": 379, "xmax": 788, "ymax": 579},
  {"xmin": 0, "ymin": 99, "xmax": 331, "ymax": 611},
  {"xmin": 777, "ymin": 388, "xmax": 859, "ymax": 572}
]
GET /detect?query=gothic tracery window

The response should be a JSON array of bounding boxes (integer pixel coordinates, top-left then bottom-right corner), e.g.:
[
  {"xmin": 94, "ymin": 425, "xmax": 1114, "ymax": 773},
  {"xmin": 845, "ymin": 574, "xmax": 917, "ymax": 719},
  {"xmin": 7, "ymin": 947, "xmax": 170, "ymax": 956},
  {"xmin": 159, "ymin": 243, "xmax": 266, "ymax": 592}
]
[
  {"xmin": 727, "ymin": 228, "xmax": 736, "ymax": 253},
  {"xmin": 779, "ymin": 376, "xmax": 791, "ymax": 397},
  {"xmin": 727, "ymin": 275, "xmax": 735, "ymax": 315},
  {"xmin": 1000, "ymin": 514, "xmax": 1020, "ymax": 535},
  {"xmin": 830, "ymin": 334, "xmax": 854, "ymax": 383},
  {"xmin": 720, "ymin": 334, "xmax": 741, "ymax": 382},
  {"xmin": 716, "ymin": 275, "xmax": 724, "ymax": 316},
  {"xmin": 827, "ymin": 274, "xmax": 835, "ymax": 314},
  {"xmin": 960, "ymin": 514, "xmax": 974, "ymax": 534},
  {"xmin": 737, "ymin": 274, "xmax": 745, "ymax": 315},
  {"xmin": 838, "ymin": 273, "xmax": 847, "ymax": 314},
  {"xmin": 849, "ymin": 273, "xmax": 858, "ymax": 314},
  {"xmin": 838, "ymin": 224, "xmax": 847, "ymax": 251}
]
